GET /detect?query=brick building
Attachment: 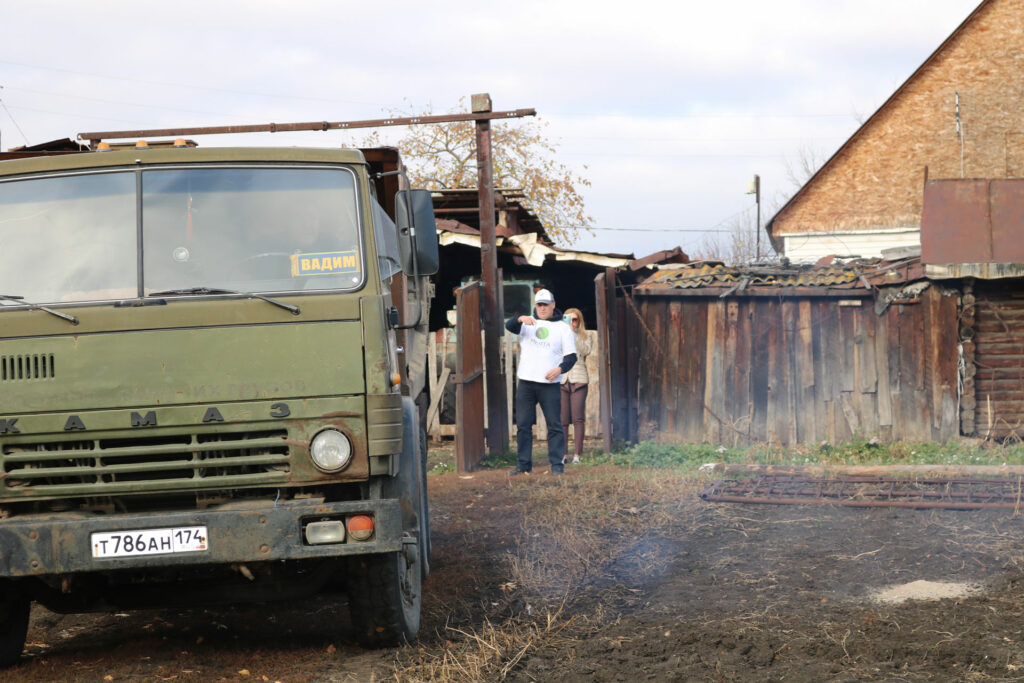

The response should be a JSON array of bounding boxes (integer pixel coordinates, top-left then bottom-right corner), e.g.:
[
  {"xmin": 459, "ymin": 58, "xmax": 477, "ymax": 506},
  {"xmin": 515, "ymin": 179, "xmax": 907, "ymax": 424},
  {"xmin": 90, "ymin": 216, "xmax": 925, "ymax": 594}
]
[{"xmin": 768, "ymin": 0, "xmax": 1024, "ymax": 262}]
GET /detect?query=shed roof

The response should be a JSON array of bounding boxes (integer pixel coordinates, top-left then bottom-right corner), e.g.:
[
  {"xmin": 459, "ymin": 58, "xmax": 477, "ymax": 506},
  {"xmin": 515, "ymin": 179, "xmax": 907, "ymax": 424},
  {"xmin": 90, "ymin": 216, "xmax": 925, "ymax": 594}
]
[{"xmin": 635, "ymin": 256, "xmax": 925, "ymax": 297}]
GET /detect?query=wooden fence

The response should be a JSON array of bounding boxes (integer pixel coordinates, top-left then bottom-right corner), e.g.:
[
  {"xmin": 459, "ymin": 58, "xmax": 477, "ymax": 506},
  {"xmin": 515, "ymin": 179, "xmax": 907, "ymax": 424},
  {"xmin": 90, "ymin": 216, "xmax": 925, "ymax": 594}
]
[{"xmin": 629, "ymin": 284, "xmax": 960, "ymax": 445}]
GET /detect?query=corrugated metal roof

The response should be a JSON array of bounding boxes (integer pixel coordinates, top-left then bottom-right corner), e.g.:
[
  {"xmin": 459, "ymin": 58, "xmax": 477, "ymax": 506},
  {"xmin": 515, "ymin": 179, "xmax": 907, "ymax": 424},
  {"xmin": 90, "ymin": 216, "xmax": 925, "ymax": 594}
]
[{"xmin": 636, "ymin": 257, "xmax": 925, "ymax": 293}]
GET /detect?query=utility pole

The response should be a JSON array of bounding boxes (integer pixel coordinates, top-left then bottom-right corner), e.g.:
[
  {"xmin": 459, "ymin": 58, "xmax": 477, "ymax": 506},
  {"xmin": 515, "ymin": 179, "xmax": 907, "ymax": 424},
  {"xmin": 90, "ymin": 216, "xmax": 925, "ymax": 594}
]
[
  {"xmin": 473, "ymin": 93, "xmax": 509, "ymax": 456},
  {"xmin": 748, "ymin": 174, "xmax": 761, "ymax": 261}
]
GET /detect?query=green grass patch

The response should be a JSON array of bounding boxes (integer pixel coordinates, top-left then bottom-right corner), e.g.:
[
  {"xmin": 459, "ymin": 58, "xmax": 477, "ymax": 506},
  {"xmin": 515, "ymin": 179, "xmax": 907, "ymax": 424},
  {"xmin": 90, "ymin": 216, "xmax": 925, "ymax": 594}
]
[
  {"xmin": 477, "ymin": 449, "xmax": 518, "ymax": 470},
  {"xmin": 429, "ymin": 461, "xmax": 455, "ymax": 475},
  {"xmin": 597, "ymin": 438, "xmax": 1024, "ymax": 472}
]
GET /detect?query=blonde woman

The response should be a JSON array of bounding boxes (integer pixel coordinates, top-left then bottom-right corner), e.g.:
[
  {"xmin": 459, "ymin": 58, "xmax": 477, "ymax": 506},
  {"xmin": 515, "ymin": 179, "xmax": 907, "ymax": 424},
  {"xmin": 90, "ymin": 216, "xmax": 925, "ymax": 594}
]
[{"xmin": 560, "ymin": 308, "xmax": 590, "ymax": 463}]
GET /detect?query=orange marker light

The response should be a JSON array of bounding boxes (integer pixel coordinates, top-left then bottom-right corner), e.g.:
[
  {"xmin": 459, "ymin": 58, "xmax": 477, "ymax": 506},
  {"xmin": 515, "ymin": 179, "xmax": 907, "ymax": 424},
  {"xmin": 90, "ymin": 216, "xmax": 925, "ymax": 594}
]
[
  {"xmin": 172, "ymin": 138, "xmax": 188, "ymax": 148},
  {"xmin": 96, "ymin": 142, "xmax": 112, "ymax": 152},
  {"xmin": 391, "ymin": 372, "xmax": 402, "ymax": 387},
  {"xmin": 135, "ymin": 140, "xmax": 149, "ymax": 149},
  {"xmin": 346, "ymin": 515, "xmax": 374, "ymax": 541}
]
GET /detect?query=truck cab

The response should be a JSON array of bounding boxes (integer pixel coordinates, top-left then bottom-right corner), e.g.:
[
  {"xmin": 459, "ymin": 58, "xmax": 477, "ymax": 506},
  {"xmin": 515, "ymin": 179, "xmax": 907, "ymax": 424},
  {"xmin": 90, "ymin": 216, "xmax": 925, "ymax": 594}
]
[{"xmin": 0, "ymin": 145, "xmax": 437, "ymax": 664}]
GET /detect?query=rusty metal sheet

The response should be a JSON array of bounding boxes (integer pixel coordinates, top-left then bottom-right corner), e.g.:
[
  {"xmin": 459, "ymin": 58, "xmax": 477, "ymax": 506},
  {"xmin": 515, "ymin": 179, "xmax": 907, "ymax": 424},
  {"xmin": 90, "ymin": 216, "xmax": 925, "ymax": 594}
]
[
  {"xmin": 991, "ymin": 180, "xmax": 1024, "ymax": 258},
  {"xmin": 922, "ymin": 178, "xmax": 1024, "ymax": 265},
  {"xmin": 701, "ymin": 476, "xmax": 1024, "ymax": 509}
]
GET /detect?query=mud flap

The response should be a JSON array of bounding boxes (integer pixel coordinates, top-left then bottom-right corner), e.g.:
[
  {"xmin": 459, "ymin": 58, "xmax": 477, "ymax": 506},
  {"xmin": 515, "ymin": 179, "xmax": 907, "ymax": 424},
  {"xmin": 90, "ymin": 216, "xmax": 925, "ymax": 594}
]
[{"xmin": 395, "ymin": 397, "xmax": 430, "ymax": 580}]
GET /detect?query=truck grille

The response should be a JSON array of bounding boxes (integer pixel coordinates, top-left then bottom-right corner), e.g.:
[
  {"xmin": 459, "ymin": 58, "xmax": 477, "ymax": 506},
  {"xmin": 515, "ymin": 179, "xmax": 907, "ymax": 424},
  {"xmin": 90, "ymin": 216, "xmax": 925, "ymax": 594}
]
[
  {"xmin": 1, "ymin": 354, "xmax": 56, "ymax": 381},
  {"xmin": 1, "ymin": 429, "xmax": 289, "ymax": 496}
]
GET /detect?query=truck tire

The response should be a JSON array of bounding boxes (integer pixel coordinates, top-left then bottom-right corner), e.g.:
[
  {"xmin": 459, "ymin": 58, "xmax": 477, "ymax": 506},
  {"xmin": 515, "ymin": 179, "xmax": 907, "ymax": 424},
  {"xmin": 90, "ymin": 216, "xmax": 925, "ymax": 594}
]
[
  {"xmin": 0, "ymin": 589, "xmax": 28, "ymax": 668},
  {"xmin": 345, "ymin": 397, "xmax": 426, "ymax": 647},
  {"xmin": 346, "ymin": 549, "xmax": 421, "ymax": 647}
]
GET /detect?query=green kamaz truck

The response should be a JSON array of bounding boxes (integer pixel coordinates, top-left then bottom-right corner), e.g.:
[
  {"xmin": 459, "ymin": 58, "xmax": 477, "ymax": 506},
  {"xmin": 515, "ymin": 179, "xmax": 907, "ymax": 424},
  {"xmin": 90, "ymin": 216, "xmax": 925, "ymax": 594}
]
[{"xmin": 0, "ymin": 142, "xmax": 438, "ymax": 665}]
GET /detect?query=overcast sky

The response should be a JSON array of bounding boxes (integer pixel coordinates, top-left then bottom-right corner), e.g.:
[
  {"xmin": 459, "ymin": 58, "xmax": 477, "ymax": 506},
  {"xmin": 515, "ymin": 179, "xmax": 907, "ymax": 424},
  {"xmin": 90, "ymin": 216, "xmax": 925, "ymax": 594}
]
[{"xmin": 2, "ymin": 0, "xmax": 980, "ymax": 258}]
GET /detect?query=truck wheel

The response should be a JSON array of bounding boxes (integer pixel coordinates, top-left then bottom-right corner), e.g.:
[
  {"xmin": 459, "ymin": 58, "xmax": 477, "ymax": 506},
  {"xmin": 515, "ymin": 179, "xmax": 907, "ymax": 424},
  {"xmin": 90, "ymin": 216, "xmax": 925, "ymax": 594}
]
[
  {"xmin": 0, "ymin": 589, "xmax": 28, "ymax": 668},
  {"xmin": 346, "ymin": 548, "xmax": 421, "ymax": 647}
]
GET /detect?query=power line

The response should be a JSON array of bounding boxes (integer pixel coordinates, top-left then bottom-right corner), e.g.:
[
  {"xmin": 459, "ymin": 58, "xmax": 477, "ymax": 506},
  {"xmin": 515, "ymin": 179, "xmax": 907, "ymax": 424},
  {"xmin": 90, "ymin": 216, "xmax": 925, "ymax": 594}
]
[
  {"xmin": 0, "ymin": 87, "xmax": 29, "ymax": 147},
  {"xmin": 561, "ymin": 151, "xmax": 789, "ymax": 158},
  {"xmin": 4, "ymin": 84, "xmax": 239, "ymax": 118},
  {"xmin": 570, "ymin": 226, "xmax": 737, "ymax": 233},
  {"xmin": 550, "ymin": 110, "xmax": 856, "ymax": 120},
  {"xmin": 0, "ymin": 58, "xmax": 383, "ymax": 107},
  {"xmin": 5, "ymin": 103, "xmax": 143, "ymax": 125}
]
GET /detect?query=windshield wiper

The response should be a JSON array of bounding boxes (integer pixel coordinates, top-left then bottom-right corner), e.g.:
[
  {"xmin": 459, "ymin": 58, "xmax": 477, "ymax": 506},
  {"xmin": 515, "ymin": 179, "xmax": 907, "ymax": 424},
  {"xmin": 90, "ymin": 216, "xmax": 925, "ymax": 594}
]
[
  {"xmin": 0, "ymin": 294, "xmax": 79, "ymax": 325},
  {"xmin": 148, "ymin": 287, "xmax": 300, "ymax": 316}
]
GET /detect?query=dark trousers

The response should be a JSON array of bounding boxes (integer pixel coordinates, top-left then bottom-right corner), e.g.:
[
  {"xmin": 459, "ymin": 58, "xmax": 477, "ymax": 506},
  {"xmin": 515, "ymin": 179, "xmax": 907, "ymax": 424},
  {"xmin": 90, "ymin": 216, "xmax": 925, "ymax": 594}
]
[
  {"xmin": 561, "ymin": 382, "xmax": 588, "ymax": 458},
  {"xmin": 515, "ymin": 380, "xmax": 565, "ymax": 472}
]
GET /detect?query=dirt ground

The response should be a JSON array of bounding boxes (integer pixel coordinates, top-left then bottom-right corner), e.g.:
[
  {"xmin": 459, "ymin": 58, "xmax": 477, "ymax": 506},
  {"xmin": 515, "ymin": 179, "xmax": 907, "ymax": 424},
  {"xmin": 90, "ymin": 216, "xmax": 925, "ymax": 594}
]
[{"xmin": 4, "ymin": 459, "xmax": 1024, "ymax": 682}]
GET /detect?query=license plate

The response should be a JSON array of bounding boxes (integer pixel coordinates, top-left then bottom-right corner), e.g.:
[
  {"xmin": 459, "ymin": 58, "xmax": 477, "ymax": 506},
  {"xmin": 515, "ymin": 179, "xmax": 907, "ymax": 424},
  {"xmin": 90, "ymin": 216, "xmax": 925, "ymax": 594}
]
[{"xmin": 91, "ymin": 526, "xmax": 209, "ymax": 559}]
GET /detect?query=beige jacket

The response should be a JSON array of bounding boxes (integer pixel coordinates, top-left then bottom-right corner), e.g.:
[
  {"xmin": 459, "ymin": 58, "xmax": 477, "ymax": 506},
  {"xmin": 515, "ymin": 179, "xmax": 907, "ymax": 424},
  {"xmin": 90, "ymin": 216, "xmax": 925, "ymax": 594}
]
[{"xmin": 562, "ymin": 332, "xmax": 591, "ymax": 385}]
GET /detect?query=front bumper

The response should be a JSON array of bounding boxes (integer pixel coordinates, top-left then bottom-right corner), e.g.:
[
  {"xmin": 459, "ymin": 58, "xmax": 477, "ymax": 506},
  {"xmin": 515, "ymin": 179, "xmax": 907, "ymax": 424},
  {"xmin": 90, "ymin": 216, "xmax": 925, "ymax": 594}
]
[{"xmin": 0, "ymin": 498, "xmax": 402, "ymax": 577}]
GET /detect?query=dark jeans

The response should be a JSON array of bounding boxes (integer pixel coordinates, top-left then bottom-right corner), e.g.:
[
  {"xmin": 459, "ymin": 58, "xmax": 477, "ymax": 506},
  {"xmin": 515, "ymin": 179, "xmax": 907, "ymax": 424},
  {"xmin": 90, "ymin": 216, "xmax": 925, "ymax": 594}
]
[{"xmin": 515, "ymin": 380, "xmax": 565, "ymax": 472}]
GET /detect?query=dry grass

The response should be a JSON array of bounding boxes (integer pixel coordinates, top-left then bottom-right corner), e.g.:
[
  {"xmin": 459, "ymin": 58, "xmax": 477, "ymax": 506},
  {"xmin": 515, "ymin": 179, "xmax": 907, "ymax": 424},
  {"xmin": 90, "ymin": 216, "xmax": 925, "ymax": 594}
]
[
  {"xmin": 391, "ymin": 604, "xmax": 601, "ymax": 682},
  {"xmin": 391, "ymin": 468, "xmax": 698, "ymax": 681}
]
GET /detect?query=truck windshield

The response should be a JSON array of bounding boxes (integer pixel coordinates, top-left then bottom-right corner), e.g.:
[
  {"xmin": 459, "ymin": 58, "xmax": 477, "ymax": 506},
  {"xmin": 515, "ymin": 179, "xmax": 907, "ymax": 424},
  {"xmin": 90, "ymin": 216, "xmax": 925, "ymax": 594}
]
[
  {"xmin": 143, "ymin": 167, "xmax": 363, "ymax": 295},
  {"xmin": 0, "ymin": 165, "xmax": 364, "ymax": 306},
  {"xmin": 0, "ymin": 172, "xmax": 137, "ymax": 304}
]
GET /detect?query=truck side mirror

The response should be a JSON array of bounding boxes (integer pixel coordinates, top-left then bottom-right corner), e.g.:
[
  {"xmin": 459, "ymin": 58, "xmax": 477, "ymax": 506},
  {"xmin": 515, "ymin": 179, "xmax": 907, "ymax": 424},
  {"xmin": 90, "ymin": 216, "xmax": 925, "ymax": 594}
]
[{"xmin": 395, "ymin": 189, "xmax": 439, "ymax": 276}]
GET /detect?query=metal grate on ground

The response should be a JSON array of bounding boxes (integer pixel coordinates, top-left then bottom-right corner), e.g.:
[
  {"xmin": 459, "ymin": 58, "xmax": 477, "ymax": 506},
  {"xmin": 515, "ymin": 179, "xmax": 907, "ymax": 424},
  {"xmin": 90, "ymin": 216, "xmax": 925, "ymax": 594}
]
[{"xmin": 699, "ymin": 475, "xmax": 1024, "ymax": 510}]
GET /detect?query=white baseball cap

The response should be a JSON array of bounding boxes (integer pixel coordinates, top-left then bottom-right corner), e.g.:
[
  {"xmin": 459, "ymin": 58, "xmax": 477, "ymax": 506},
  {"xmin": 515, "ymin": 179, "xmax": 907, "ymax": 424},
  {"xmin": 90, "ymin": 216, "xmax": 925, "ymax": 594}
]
[{"xmin": 534, "ymin": 288, "xmax": 554, "ymax": 304}]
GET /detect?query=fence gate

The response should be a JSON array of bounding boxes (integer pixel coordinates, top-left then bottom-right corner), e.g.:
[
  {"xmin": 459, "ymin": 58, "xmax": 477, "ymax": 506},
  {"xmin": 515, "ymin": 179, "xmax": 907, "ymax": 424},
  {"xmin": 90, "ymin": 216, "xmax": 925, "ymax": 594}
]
[
  {"xmin": 596, "ymin": 268, "xmax": 641, "ymax": 451},
  {"xmin": 455, "ymin": 281, "xmax": 485, "ymax": 471}
]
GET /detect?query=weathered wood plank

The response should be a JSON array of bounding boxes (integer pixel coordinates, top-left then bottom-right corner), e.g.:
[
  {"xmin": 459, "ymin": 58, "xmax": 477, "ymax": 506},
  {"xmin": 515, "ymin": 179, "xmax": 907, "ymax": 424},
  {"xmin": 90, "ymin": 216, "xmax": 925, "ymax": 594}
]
[
  {"xmin": 749, "ymin": 300, "xmax": 771, "ymax": 442},
  {"xmin": 839, "ymin": 306, "xmax": 856, "ymax": 393},
  {"xmin": 729, "ymin": 300, "xmax": 753, "ymax": 444},
  {"xmin": 635, "ymin": 299, "xmax": 653, "ymax": 436},
  {"xmin": 840, "ymin": 392, "xmax": 861, "ymax": 435},
  {"xmin": 764, "ymin": 300, "xmax": 784, "ymax": 445},
  {"xmin": 703, "ymin": 301, "xmax": 726, "ymax": 443},
  {"xmin": 796, "ymin": 300, "xmax": 816, "ymax": 443},
  {"xmin": 682, "ymin": 300, "xmax": 707, "ymax": 441},
  {"xmin": 625, "ymin": 303, "xmax": 642, "ymax": 443},
  {"xmin": 875, "ymin": 311, "xmax": 894, "ymax": 428},
  {"xmin": 856, "ymin": 309, "xmax": 880, "ymax": 437},
  {"xmin": 426, "ymin": 367, "xmax": 451, "ymax": 434},
  {"xmin": 895, "ymin": 304, "xmax": 922, "ymax": 439},
  {"xmin": 831, "ymin": 307, "xmax": 856, "ymax": 446},
  {"xmin": 612, "ymin": 297, "xmax": 630, "ymax": 442},
  {"xmin": 887, "ymin": 304, "xmax": 904, "ymax": 438},
  {"xmin": 812, "ymin": 300, "xmax": 830, "ymax": 443},
  {"xmin": 663, "ymin": 300, "xmax": 679, "ymax": 435},
  {"xmin": 781, "ymin": 301, "xmax": 799, "ymax": 444},
  {"xmin": 856, "ymin": 307, "xmax": 878, "ymax": 394}
]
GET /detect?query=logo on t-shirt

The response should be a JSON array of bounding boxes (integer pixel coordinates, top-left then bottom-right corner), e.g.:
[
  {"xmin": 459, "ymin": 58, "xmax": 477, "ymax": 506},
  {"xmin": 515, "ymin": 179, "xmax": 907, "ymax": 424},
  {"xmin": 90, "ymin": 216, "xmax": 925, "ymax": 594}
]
[{"xmin": 537, "ymin": 327, "xmax": 550, "ymax": 339}]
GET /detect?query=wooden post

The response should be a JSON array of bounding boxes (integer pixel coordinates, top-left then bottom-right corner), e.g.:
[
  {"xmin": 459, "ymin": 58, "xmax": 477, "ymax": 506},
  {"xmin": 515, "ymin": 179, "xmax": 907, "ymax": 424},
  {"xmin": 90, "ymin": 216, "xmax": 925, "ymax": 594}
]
[{"xmin": 474, "ymin": 92, "xmax": 509, "ymax": 456}]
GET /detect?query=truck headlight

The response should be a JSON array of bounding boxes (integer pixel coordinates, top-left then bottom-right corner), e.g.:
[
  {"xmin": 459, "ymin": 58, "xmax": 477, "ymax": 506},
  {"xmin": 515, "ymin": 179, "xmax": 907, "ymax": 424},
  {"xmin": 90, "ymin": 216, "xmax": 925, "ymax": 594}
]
[{"xmin": 309, "ymin": 429, "xmax": 353, "ymax": 472}]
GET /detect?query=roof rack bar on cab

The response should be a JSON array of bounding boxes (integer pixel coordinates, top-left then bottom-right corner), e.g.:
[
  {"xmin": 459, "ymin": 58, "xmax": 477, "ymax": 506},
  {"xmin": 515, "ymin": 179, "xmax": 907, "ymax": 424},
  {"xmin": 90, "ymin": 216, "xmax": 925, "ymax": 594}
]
[{"xmin": 77, "ymin": 109, "xmax": 537, "ymax": 147}]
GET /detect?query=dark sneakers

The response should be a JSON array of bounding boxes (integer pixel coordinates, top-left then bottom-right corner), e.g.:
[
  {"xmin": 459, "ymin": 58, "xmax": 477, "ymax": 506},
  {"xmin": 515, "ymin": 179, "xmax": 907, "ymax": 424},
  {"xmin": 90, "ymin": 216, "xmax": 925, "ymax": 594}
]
[
  {"xmin": 550, "ymin": 468, "xmax": 564, "ymax": 476},
  {"xmin": 509, "ymin": 468, "xmax": 531, "ymax": 476}
]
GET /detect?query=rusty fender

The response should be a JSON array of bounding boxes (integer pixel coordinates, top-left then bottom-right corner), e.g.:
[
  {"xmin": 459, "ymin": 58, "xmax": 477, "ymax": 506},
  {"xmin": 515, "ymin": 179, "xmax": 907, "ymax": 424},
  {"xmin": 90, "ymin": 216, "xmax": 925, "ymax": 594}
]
[{"xmin": 0, "ymin": 498, "xmax": 402, "ymax": 578}]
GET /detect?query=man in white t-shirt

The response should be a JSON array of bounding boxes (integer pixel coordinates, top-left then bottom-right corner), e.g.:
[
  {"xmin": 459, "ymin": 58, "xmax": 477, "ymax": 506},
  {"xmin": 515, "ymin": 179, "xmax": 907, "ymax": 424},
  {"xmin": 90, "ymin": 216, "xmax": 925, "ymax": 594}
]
[{"xmin": 504, "ymin": 288, "xmax": 577, "ymax": 475}]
